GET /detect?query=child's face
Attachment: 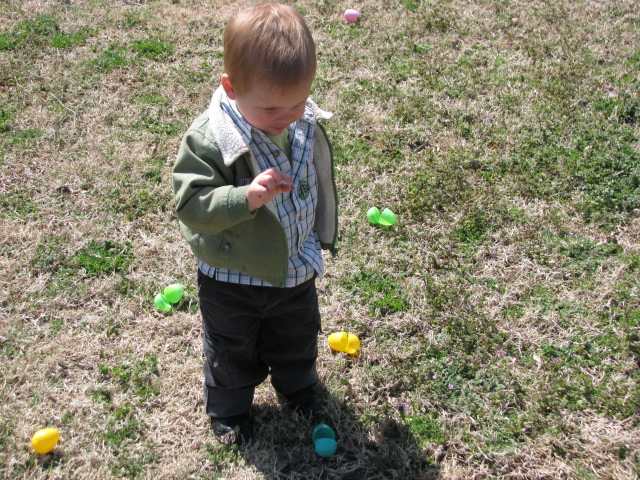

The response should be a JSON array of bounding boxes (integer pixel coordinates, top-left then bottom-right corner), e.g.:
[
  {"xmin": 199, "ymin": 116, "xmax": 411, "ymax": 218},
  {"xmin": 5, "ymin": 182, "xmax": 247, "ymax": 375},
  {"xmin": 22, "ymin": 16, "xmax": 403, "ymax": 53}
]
[{"xmin": 221, "ymin": 74, "xmax": 312, "ymax": 136}]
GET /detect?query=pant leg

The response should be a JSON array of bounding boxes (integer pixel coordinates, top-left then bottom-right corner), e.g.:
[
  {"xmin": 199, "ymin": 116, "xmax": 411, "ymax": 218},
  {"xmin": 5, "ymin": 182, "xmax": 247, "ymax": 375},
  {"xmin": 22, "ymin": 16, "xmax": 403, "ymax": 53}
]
[
  {"xmin": 260, "ymin": 277, "xmax": 322, "ymax": 395},
  {"xmin": 197, "ymin": 270, "xmax": 269, "ymax": 418}
]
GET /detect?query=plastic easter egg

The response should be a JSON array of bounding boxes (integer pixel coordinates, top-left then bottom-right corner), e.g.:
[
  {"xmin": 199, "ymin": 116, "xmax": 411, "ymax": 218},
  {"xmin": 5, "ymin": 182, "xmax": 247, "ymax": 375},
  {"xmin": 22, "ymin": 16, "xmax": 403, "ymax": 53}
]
[
  {"xmin": 315, "ymin": 437, "xmax": 338, "ymax": 457},
  {"xmin": 346, "ymin": 334, "xmax": 360, "ymax": 355},
  {"xmin": 344, "ymin": 9, "xmax": 361, "ymax": 22},
  {"xmin": 312, "ymin": 424, "xmax": 336, "ymax": 442},
  {"xmin": 367, "ymin": 207, "xmax": 381, "ymax": 225},
  {"xmin": 328, "ymin": 332, "xmax": 349, "ymax": 352},
  {"xmin": 163, "ymin": 284, "xmax": 184, "ymax": 304},
  {"xmin": 154, "ymin": 293, "xmax": 171, "ymax": 311},
  {"xmin": 379, "ymin": 208, "xmax": 397, "ymax": 226},
  {"xmin": 31, "ymin": 428, "xmax": 59, "ymax": 454}
]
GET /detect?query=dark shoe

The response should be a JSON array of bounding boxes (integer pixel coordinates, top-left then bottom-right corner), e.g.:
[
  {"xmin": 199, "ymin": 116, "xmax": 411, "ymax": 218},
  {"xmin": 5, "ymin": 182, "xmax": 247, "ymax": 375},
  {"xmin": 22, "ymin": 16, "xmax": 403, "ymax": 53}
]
[
  {"xmin": 211, "ymin": 413, "xmax": 251, "ymax": 445},
  {"xmin": 281, "ymin": 383, "xmax": 325, "ymax": 415}
]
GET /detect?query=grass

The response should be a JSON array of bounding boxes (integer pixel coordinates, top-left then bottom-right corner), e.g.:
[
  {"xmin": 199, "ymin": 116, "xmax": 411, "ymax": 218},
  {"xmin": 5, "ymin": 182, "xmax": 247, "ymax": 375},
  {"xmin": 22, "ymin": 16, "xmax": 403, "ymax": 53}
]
[{"xmin": 0, "ymin": 0, "xmax": 638, "ymax": 478}]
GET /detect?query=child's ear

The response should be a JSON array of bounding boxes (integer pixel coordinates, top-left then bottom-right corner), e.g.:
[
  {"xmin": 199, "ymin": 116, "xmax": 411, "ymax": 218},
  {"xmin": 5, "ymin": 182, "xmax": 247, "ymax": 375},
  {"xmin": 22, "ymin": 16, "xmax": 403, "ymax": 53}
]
[{"xmin": 221, "ymin": 74, "xmax": 237, "ymax": 100}]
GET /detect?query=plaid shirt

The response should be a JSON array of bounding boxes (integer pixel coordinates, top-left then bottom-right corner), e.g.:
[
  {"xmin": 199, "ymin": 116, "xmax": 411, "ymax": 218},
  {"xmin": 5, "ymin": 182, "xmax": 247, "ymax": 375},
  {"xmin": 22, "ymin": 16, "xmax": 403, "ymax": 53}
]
[{"xmin": 198, "ymin": 94, "xmax": 323, "ymax": 287}]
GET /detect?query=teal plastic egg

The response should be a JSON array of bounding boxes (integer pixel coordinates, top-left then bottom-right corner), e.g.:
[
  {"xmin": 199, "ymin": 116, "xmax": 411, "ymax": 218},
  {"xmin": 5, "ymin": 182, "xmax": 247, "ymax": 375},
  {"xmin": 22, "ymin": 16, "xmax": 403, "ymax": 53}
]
[
  {"xmin": 314, "ymin": 438, "xmax": 337, "ymax": 457},
  {"xmin": 312, "ymin": 424, "xmax": 336, "ymax": 442}
]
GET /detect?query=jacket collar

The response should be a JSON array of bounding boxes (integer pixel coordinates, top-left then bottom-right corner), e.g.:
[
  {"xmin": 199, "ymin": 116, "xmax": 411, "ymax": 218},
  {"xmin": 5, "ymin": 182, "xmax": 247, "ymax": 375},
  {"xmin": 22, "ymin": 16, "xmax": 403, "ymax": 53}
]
[
  {"xmin": 208, "ymin": 85, "xmax": 332, "ymax": 167},
  {"xmin": 208, "ymin": 86, "xmax": 250, "ymax": 167}
]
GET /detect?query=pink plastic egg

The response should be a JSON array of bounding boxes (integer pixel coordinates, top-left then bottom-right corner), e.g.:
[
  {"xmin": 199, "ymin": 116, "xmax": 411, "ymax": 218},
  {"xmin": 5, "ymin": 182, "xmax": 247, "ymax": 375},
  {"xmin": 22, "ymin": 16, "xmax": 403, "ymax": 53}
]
[{"xmin": 344, "ymin": 9, "xmax": 361, "ymax": 22}]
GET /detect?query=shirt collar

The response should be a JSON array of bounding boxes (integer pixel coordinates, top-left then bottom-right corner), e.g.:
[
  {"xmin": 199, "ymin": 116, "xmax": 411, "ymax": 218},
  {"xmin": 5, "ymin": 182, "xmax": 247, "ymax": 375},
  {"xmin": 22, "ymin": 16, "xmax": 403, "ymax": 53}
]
[{"xmin": 218, "ymin": 88, "xmax": 330, "ymax": 138}]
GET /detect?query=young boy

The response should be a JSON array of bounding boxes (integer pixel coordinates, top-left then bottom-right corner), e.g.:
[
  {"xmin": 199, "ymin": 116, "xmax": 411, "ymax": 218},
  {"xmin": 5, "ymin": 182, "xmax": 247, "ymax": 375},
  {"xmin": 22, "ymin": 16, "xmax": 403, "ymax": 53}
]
[{"xmin": 172, "ymin": 3, "xmax": 338, "ymax": 445}]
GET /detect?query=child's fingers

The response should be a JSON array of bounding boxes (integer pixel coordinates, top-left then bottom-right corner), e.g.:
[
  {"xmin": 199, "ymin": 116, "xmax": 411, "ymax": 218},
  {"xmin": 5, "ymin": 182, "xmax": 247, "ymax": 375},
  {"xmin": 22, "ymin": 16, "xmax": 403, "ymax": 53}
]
[
  {"xmin": 246, "ymin": 169, "xmax": 293, "ymax": 211},
  {"xmin": 264, "ymin": 168, "xmax": 292, "ymax": 189}
]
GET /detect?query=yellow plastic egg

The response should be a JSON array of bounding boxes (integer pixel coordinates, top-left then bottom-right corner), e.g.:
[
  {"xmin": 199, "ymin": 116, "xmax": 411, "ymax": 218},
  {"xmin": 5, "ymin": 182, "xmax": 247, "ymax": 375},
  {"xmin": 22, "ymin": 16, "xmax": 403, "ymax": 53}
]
[
  {"xmin": 327, "ymin": 332, "xmax": 349, "ymax": 352},
  {"xmin": 31, "ymin": 428, "xmax": 59, "ymax": 454},
  {"xmin": 345, "ymin": 334, "xmax": 360, "ymax": 355}
]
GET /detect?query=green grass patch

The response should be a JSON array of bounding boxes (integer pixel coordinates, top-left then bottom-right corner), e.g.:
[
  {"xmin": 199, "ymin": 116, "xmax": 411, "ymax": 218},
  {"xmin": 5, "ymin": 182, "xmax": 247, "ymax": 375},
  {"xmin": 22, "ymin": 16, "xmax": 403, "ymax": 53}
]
[
  {"xmin": 0, "ymin": 108, "xmax": 12, "ymax": 133},
  {"xmin": 527, "ymin": 233, "xmax": 623, "ymax": 273},
  {"xmin": 88, "ymin": 44, "xmax": 129, "ymax": 72},
  {"xmin": 202, "ymin": 443, "xmax": 241, "ymax": 475},
  {"xmin": 399, "ymin": 155, "xmax": 473, "ymax": 218},
  {"xmin": 104, "ymin": 402, "xmax": 154, "ymax": 479},
  {"xmin": 339, "ymin": 269, "xmax": 411, "ymax": 315},
  {"xmin": 132, "ymin": 116, "xmax": 183, "ymax": 137},
  {"xmin": 0, "ymin": 14, "xmax": 92, "ymax": 51},
  {"xmin": 405, "ymin": 413, "xmax": 444, "ymax": 446},
  {"xmin": 502, "ymin": 120, "xmax": 640, "ymax": 224},
  {"xmin": 98, "ymin": 354, "xmax": 160, "ymax": 401},
  {"xmin": 0, "ymin": 188, "xmax": 40, "ymax": 220},
  {"xmin": 105, "ymin": 183, "xmax": 171, "ymax": 221},
  {"xmin": 70, "ymin": 240, "xmax": 134, "ymax": 277},
  {"xmin": 131, "ymin": 37, "xmax": 174, "ymax": 61}
]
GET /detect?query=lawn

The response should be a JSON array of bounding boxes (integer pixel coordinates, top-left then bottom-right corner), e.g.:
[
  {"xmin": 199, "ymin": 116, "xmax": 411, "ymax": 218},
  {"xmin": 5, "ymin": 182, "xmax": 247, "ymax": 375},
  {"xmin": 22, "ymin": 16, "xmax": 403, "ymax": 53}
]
[{"xmin": 0, "ymin": 0, "xmax": 638, "ymax": 478}]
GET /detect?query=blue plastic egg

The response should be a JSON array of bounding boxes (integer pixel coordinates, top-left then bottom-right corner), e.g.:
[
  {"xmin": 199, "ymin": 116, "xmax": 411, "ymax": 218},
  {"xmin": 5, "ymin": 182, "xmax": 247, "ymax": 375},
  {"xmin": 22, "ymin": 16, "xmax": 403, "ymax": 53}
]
[{"xmin": 314, "ymin": 437, "xmax": 337, "ymax": 457}]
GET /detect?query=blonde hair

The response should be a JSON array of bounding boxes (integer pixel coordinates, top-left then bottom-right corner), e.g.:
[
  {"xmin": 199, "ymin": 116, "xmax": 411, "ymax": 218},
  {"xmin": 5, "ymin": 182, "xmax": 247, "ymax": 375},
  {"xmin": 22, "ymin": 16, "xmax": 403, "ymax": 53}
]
[{"xmin": 223, "ymin": 3, "xmax": 316, "ymax": 94}]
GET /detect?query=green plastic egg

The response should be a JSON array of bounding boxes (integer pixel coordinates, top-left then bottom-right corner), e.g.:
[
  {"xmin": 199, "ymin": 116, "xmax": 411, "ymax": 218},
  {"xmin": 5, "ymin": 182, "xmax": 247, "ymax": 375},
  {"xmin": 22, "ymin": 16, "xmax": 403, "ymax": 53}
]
[
  {"xmin": 163, "ymin": 284, "xmax": 184, "ymax": 304},
  {"xmin": 366, "ymin": 207, "xmax": 381, "ymax": 224},
  {"xmin": 154, "ymin": 293, "xmax": 171, "ymax": 311},
  {"xmin": 379, "ymin": 208, "xmax": 397, "ymax": 226}
]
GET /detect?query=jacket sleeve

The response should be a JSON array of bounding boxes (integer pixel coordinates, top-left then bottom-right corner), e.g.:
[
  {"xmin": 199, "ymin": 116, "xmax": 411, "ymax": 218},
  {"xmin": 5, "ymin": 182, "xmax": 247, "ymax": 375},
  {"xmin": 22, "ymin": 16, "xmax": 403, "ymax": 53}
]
[{"xmin": 172, "ymin": 126, "xmax": 255, "ymax": 235}]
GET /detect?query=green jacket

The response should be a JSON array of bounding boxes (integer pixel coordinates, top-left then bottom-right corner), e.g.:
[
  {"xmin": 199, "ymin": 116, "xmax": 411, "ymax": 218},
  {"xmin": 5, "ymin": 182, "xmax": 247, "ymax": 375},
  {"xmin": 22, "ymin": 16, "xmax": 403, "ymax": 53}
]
[{"xmin": 172, "ymin": 87, "xmax": 338, "ymax": 287}]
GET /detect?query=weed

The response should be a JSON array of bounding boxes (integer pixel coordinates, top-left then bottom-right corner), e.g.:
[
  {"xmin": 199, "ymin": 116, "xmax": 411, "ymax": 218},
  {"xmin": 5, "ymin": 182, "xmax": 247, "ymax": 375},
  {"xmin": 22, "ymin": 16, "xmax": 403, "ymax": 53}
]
[
  {"xmin": 104, "ymin": 403, "xmax": 146, "ymax": 446},
  {"xmin": 452, "ymin": 209, "xmax": 493, "ymax": 244},
  {"xmin": 131, "ymin": 37, "xmax": 174, "ymax": 61},
  {"xmin": 203, "ymin": 442, "xmax": 240, "ymax": 473},
  {"xmin": 0, "ymin": 15, "xmax": 91, "ymax": 51},
  {"xmin": 132, "ymin": 116, "xmax": 183, "ymax": 137},
  {"xmin": 88, "ymin": 44, "xmax": 129, "ymax": 72},
  {"xmin": 105, "ymin": 317, "xmax": 123, "ymax": 337},
  {"xmin": 70, "ymin": 240, "xmax": 134, "ymax": 277},
  {"xmin": 594, "ymin": 96, "xmax": 640, "ymax": 124},
  {"xmin": 121, "ymin": 10, "xmax": 144, "ymax": 29},
  {"xmin": 134, "ymin": 92, "xmax": 169, "ymax": 105},
  {"xmin": 399, "ymin": 159, "xmax": 472, "ymax": 219},
  {"xmin": 30, "ymin": 237, "xmax": 66, "ymax": 273},
  {"xmin": 406, "ymin": 413, "xmax": 444, "ymax": 446},
  {"xmin": 325, "ymin": 128, "xmax": 374, "ymax": 167},
  {"xmin": 339, "ymin": 269, "xmax": 410, "ymax": 315},
  {"xmin": 99, "ymin": 354, "xmax": 160, "ymax": 401},
  {"xmin": 557, "ymin": 238, "xmax": 622, "ymax": 272},
  {"xmin": 0, "ymin": 108, "xmax": 12, "ymax": 133},
  {"xmin": 0, "ymin": 189, "xmax": 40, "ymax": 220},
  {"xmin": 104, "ymin": 403, "xmax": 154, "ymax": 478},
  {"xmin": 105, "ymin": 184, "xmax": 171, "ymax": 221},
  {"xmin": 89, "ymin": 387, "xmax": 112, "ymax": 403}
]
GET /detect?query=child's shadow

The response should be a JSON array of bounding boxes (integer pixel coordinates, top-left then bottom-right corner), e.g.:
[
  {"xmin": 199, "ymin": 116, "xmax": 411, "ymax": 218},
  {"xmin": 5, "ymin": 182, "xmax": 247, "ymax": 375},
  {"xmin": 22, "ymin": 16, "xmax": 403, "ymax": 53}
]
[{"xmin": 237, "ymin": 385, "xmax": 440, "ymax": 480}]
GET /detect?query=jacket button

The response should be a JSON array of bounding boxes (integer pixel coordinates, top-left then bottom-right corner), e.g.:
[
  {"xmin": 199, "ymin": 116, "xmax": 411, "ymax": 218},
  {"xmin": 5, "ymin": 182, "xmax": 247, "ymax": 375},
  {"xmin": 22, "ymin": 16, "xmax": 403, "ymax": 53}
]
[{"xmin": 222, "ymin": 242, "xmax": 232, "ymax": 251}]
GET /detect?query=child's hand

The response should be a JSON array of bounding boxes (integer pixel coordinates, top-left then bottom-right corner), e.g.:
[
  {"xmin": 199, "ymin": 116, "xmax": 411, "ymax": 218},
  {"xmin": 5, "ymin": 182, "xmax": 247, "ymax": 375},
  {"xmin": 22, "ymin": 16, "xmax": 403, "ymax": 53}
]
[{"xmin": 246, "ymin": 168, "xmax": 292, "ymax": 212}]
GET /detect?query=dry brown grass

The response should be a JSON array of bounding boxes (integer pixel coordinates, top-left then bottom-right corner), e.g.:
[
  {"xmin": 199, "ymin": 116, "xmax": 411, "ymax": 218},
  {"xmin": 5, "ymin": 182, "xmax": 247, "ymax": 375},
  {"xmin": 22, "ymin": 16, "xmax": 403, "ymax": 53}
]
[{"xmin": 1, "ymin": 0, "xmax": 639, "ymax": 479}]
